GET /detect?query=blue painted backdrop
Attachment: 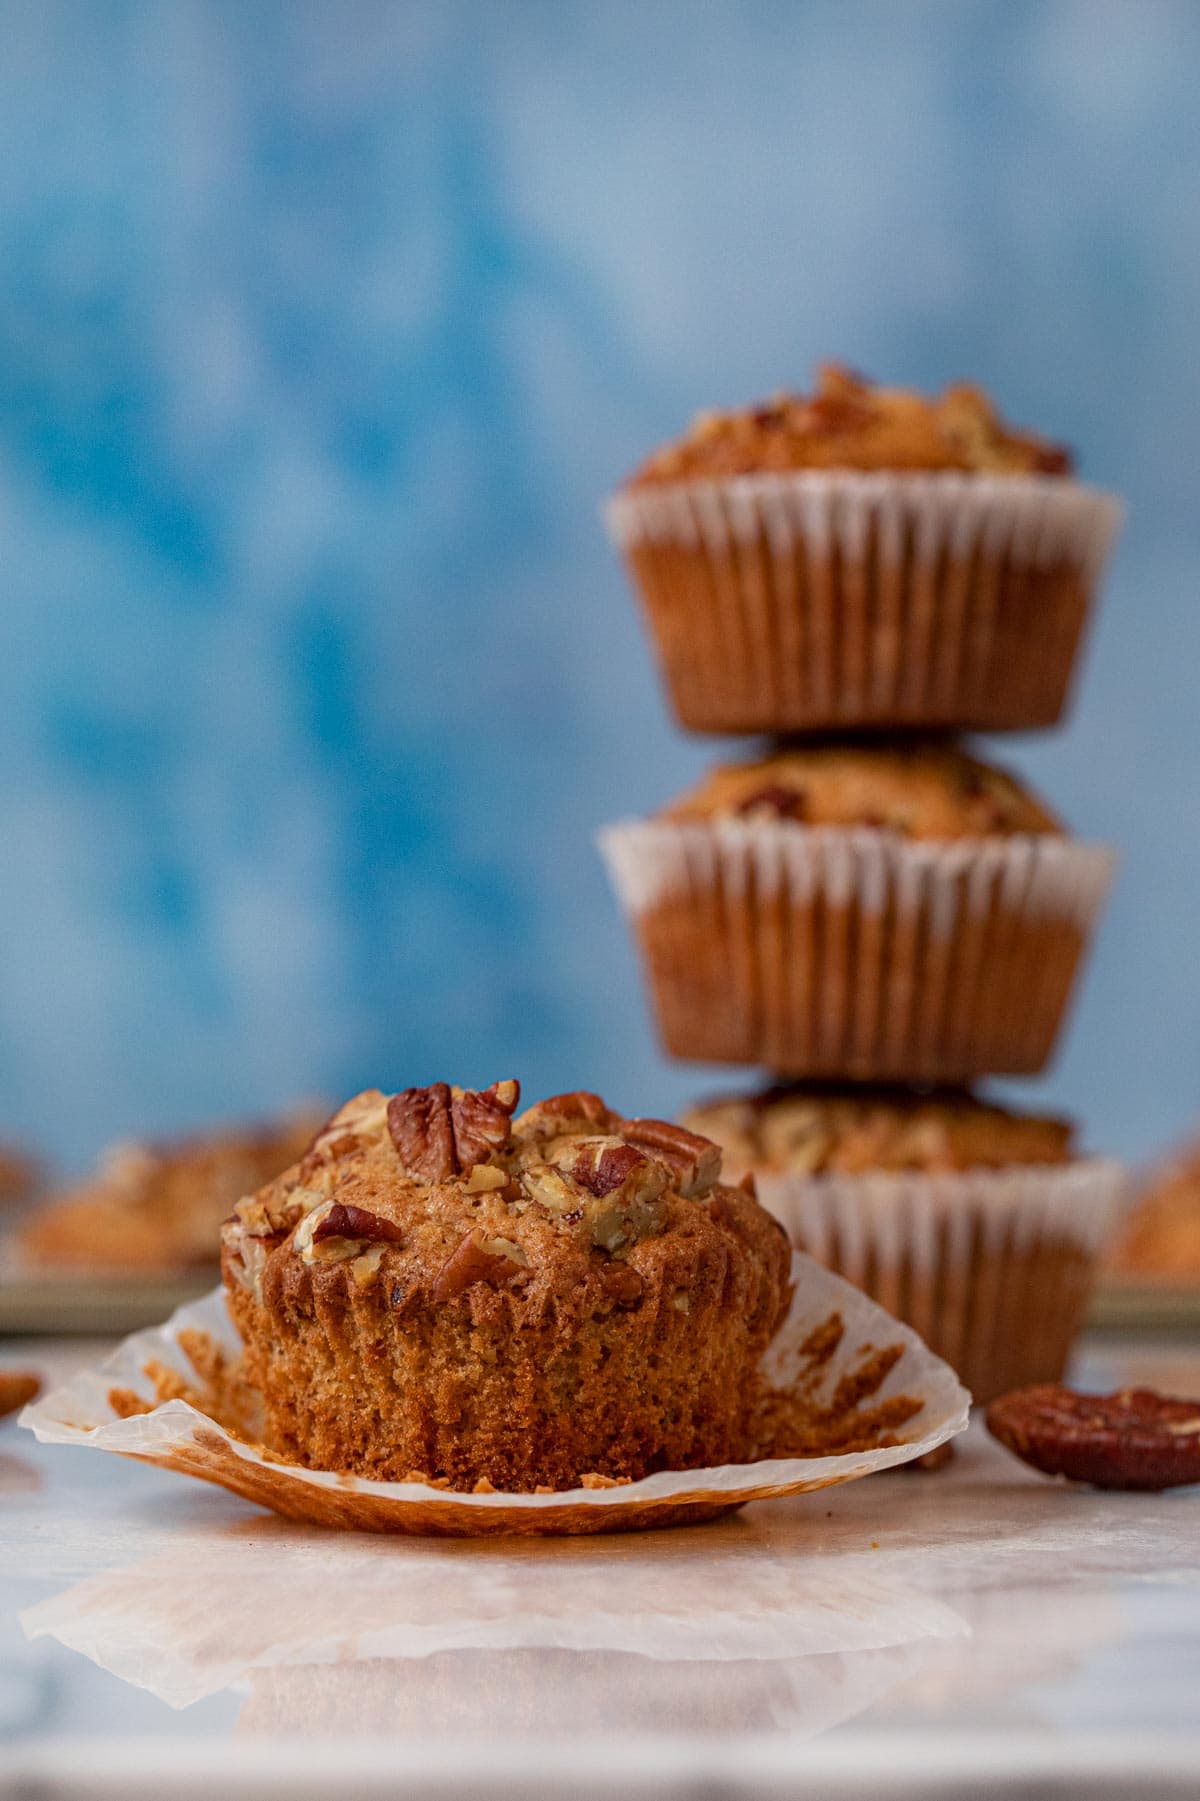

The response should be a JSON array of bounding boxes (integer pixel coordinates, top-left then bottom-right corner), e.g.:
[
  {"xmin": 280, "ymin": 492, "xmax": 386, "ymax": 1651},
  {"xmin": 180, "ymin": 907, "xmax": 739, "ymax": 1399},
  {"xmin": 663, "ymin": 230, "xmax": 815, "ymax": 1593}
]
[{"xmin": 0, "ymin": 0, "xmax": 1197, "ymax": 1169}]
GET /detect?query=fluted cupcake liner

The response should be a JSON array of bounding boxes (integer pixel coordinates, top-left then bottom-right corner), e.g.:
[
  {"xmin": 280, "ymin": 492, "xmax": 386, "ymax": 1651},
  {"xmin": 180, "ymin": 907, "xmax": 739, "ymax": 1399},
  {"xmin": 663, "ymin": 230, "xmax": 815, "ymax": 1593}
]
[
  {"xmin": 21, "ymin": 1258, "xmax": 970, "ymax": 1536},
  {"xmin": 752, "ymin": 1159, "xmax": 1125, "ymax": 1405},
  {"xmin": 599, "ymin": 820, "xmax": 1115, "ymax": 1080},
  {"xmin": 605, "ymin": 472, "xmax": 1123, "ymax": 736}
]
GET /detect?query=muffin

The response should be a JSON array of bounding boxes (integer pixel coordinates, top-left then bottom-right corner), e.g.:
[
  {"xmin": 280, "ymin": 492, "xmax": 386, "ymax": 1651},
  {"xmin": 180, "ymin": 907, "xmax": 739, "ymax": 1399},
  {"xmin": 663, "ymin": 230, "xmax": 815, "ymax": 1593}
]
[
  {"xmin": 0, "ymin": 1143, "xmax": 40, "ymax": 1211},
  {"xmin": 684, "ymin": 1084, "xmax": 1124, "ymax": 1404},
  {"xmin": 221, "ymin": 1080, "xmax": 792, "ymax": 1492},
  {"xmin": 17, "ymin": 1111, "xmax": 324, "ymax": 1276},
  {"xmin": 600, "ymin": 741, "xmax": 1115, "ymax": 1081},
  {"xmin": 606, "ymin": 364, "xmax": 1122, "ymax": 735},
  {"xmin": 1107, "ymin": 1139, "xmax": 1200, "ymax": 1282}
]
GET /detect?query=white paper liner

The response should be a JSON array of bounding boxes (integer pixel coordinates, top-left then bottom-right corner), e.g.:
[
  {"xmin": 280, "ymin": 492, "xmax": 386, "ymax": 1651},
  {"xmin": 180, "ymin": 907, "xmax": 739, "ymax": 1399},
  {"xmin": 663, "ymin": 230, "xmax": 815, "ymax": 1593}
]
[
  {"xmin": 605, "ymin": 471, "xmax": 1123, "ymax": 733},
  {"xmin": 606, "ymin": 472, "xmax": 1121, "ymax": 580},
  {"xmin": 752, "ymin": 1161, "xmax": 1125, "ymax": 1404},
  {"xmin": 758, "ymin": 1159, "xmax": 1126, "ymax": 1269},
  {"xmin": 599, "ymin": 819, "xmax": 1115, "ymax": 924},
  {"xmin": 599, "ymin": 818, "xmax": 1115, "ymax": 1079},
  {"xmin": 22, "ymin": 1253, "xmax": 969, "ymax": 1537}
]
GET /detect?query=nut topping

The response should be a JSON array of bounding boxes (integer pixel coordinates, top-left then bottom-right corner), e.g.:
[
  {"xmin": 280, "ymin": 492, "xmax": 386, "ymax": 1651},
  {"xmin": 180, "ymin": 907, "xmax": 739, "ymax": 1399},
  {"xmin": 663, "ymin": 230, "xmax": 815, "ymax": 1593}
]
[
  {"xmin": 513, "ymin": 1091, "xmax": 615, "ymax": 1141},
  {"xmin": 311, "ymin": 1203, "xmax": 404, "ymax": 1246},
  {"xmin": 557, "ymin": 1139, "xmax": 652, "ymax": 1200},
  {"xmin": 987, "ymin": 1384, "xmax": 1200, "ymax": 1491},
  {"xmin": 617, "ymin": 1118, "xmax": 723, "ymax": 1197},
  {"xmin": 735, "ymin": 783, "xmax": 808, "ymax": 822},
  {"xmin": 432, "ymin": 1231, "xmax": 527, "ymax": 1301},
  {"xmin": 387, "ymin": 1084, "xmax": 457, "ymax": 1181},
  {"xmin": 387, "ymin": 1079, "xmax": 520, "ymax": 1182}
]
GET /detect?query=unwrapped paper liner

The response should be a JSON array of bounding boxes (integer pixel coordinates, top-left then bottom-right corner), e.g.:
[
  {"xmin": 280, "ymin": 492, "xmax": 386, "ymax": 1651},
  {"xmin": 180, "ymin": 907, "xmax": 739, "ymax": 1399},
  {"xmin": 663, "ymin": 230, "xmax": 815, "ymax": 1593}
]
[
  {"xmin": 599, "ymin": 818, "xmax": 1115, "ymax": 1079},
  {"xmin": 756, "ymin": 1160, "xmax": 1126, "ymax": 1405},
  {"xmin": 605, "ymin": 470, "xmax": 1123, "ymax": 734},
  {"xmin": 22, "ymin": 1253, "xmax": 970, "ymax": 1537}
]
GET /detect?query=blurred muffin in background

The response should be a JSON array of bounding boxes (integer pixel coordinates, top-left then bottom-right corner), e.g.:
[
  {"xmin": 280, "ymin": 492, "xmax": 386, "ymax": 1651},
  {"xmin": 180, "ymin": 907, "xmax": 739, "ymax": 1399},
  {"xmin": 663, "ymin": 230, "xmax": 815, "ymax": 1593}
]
[
  {"xmin": 606, "ymin": 363, "xmax": 1122, "ymax": 735},
  {"xmin": 0, "ymin": 1144, "xmax": 41, "ymax": 1211},
  {"xmin": 684, "ymin": 1083, "xmax": 1124, "ymax": 1405},
  {"xmin": 600, "ymin": 741, "xmax": 1115, "ymax": 1082},
  {"xmin": 1108, "ymin": 1140, "xmax": 1200, "ymax": 1282},
  {"xmin": 15, "ymin": 1109, "xmax": 325, "ymax": 1277}
]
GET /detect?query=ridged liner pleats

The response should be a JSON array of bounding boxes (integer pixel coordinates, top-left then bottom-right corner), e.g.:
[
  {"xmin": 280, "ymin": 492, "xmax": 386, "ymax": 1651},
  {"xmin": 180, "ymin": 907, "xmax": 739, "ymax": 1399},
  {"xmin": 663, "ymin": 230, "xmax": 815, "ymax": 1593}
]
[
  {"xmin": 598, "ymin": 821, "xmax": 1115, "ymax": 1080},
  {"xmin": 605, "ymin": 472, "xmax": 1123, "ymax": 734},
  {"xmin": 756, "ymin": 1161, "xmax": 1125, "ymax": 1404}
]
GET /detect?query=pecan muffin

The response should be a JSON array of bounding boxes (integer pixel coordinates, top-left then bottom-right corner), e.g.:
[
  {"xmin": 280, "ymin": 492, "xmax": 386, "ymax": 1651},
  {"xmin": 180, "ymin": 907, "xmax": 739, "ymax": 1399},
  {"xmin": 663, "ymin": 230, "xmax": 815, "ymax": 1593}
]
[
  {"xmin": 683, "ymin": 1083, "xmax": 1123, "ymax": 1405},
  {"xmin": 684, "ymin": 1084, "xmax": 1072, "ymax": 1179},
  {"xmin": 1108, "ymin": 1141, "xmax": 1200, "ymax": 1282},
  {"xmin": 221, "ymin": 1081, "xmax": 792, "ymax": 1492},
  {"xmin": 18, "ymin": 1112, "xmax": 323, "ymax": 1276},
  {"xmin": 600, "ymin": 743, "xmax": 1115, "ymax": 1082},
  {"xmin": 606, "ymin": 363, "xmax": 1122, "ymax": 734}
]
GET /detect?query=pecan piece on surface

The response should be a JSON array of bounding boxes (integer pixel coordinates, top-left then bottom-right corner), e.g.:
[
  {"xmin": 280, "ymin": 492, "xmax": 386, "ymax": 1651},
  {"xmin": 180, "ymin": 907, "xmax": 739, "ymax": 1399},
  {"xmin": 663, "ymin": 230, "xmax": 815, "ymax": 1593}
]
[
  {"xmin": 987, "ymin": 1384, "xmax": 1200, "ymax": 1491},
  {"xmin": 618, "ymin": 1118, "xmax": 723, "ymax": 1197},
  {"xmin": 514, "ymin": 1091, "xmax": 615, "ymax": 1141},
  {"xmin": 310, "ymin": 1203, "xmax": 405, "ymax": 1246},
  {"xmin": 432, "ymin": 1231, "xmax": 527, "ymax": 1302},
  {"xmin": 388, "ymin": 1080, "xmax": 519, "ymax": 1181}
]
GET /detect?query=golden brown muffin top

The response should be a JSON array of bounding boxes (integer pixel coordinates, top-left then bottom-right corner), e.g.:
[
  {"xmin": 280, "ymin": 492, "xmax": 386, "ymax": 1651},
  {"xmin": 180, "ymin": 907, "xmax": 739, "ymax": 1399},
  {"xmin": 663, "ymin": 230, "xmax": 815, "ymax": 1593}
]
[
  {"xmin": 18, "ymin": 1111, "xmax": 324, "ymax": 1273},
  {"xmin": 625, "ymin": 364, "xmax": 1073, "ymax": 486},
  {"xmin": 0, "ymin": 1144, "xmax": 39, "ymax": 1209},
  {"xmin": 659, "ymin": 742, "xmax": 1061, "ymax": 839},
  {"xmin": 685, "ymin": 1085, "xmax": 1074, "ymax": 1178},
  {"xmin": 223, "ymin": 1081, "xmax": 752, "ymax": 1308},
  {"xmin": 1108, "ymin": 1143, "xmax": 1200, "ymax": 1280}
]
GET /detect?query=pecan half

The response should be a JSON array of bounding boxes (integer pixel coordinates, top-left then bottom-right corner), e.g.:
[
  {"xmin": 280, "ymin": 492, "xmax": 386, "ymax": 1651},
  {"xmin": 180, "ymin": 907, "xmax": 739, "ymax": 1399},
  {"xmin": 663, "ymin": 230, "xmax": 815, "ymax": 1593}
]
[
  {"xmin": 310, "ymin": 1203, "xmax": 404, "ymax": 1246},
  {"xmin": 432, "ymin": 1231, "xmax": 527, "ymax": 1301},
  {"xmin": 987, "ymin": 1384, "xmax": 1200, "ymax": 1491},
  {"xmin": 387, "ymin": 1080, "xmax": 519, "ymax": 1181},
  {"xmin": 513, "ymin": 1091, "xmax": 615, "ymax": 1141},
  {"xmin": 618, "ymin": 1118, "xmax": 723, "ymax": 1197},
  {"xmin": 451, "ymin": 1079, "xmax": 520, "ymax": 1168},
  {"xmin": 388, "ymin": 1084, "xmax": 457, "ymax": 1181}
]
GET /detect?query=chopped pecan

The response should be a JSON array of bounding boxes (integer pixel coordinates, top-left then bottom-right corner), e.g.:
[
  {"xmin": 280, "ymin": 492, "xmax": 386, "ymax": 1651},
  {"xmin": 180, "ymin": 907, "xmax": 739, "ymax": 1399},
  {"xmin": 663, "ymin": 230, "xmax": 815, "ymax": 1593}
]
[
  {"xmin": 987, "ymin": 1384, "xmax": 1200, "ymax": 1491},
  {"xmin": 302, "ymin": 1090, "xmax": 390, "ymax": 1169},
  {"xmin": 558, "ymin": 1139, "xmax": 651, "ymax": 1200},
  {"xmin": 432, "ymin": 1231, "xmax": 527, "ymax": 1301},
  {"xmin": 451, "ymin": 1079, "xmax": 521, "ymax": 1167},
  {"xmin": 618, "ymin": 1118, "xmax": 723, "ymax": 1197},
  {"xmin": 735, "ymin": 783, "xmax": 808, "ymax": 822},
  {"xmin": 514, "ymin": 1091, "xmax": 615, "ymax": 1141},
  {"xmin": 310, "ymin": 1203, "xmax": 404, "ymax": 1246},
  {"xmin": 388, "ymin": 1080, "xmax": 519, "ymax": 1181}
]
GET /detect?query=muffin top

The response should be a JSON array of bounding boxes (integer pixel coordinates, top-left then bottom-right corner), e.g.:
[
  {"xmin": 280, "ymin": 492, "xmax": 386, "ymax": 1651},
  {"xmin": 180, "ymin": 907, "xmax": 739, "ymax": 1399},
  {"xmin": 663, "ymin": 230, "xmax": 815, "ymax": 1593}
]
[
  {"xmin": 684, "ymin": 1085, "xmax": 1074, "ymax": 1179},
  {"xmin": 625, "ymin": 364, "xmax": 1073, "ymax": 486},
  {"xmin": 1109, "ymin": 1144, "xmax": 1200, "ymax": 1279},
  {"xmin": 18, "ymin": 1111, "xmax": 323, "ymax": 1272},
  {"xmin": 659, "ymin": 742, "xmax": 1061, "ymax": 839},
  {"xmin": 223, "ymin": 1080, "xmax": 781, "ymax": 1312}
]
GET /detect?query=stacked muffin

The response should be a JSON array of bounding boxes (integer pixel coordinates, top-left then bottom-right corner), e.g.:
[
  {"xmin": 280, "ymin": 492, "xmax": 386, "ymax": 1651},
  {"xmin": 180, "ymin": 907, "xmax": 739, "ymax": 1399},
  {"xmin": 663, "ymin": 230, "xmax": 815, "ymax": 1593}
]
[{"xmin": 600, "ymin": 365, "xmax": 1125, "ymax": 1402}]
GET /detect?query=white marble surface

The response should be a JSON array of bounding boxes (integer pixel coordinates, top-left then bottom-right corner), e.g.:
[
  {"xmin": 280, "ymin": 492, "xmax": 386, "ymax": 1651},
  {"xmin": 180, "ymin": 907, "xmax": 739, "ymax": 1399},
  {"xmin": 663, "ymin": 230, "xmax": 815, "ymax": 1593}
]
[{"xmin": 0, "ymin": 1333, "xmax": 1198, "ymax": 1799}]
